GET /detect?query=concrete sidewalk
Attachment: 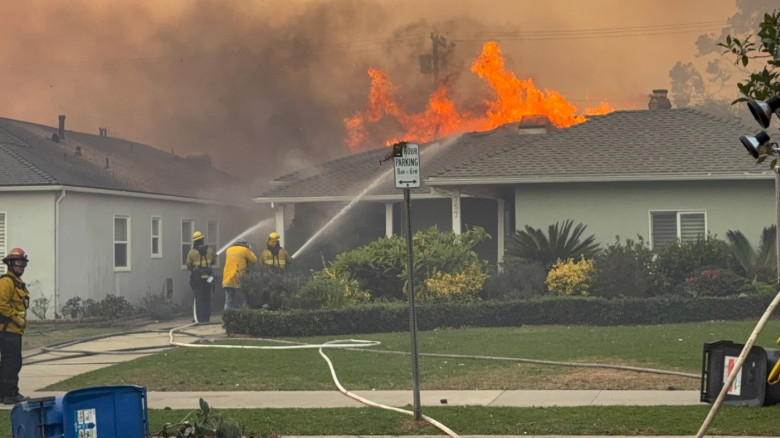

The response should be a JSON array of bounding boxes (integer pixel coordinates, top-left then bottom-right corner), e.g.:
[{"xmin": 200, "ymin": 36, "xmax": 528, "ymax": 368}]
[{"xmin": 9, "ymin": 317, "xmax": 706, "ymax": 411}]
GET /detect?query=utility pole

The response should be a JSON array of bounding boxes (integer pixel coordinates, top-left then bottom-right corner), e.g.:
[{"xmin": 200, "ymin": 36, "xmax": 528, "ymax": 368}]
[{"xmin": 420, "ymin": 32, "xmax": 455, "ymax": 88}]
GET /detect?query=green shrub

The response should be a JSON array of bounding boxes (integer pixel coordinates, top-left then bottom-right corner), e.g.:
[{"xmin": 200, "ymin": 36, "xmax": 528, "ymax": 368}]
[
  {"xmin": 61, "ymin": 295, "xmax": 139, "ymax": 320},
  {"xmin": 327, "ymin": 225, "xmax": 490, "ymax": 301},
  {"xmin": 655, "ymin": 236, "xmax": 733, "ymax": 293},
  {"xmin": 139, "ymin": 288, "xmax": 181, "ymax": 320},
  {"xmin": 290, "ymin": 268, "xmax": 371, "ymax": 310},
  {"xmin": 241, "ymin": 265, "xmax": 308, "ymax": 310},
  {"xmin": 482, "ymin": 259, "xmax": 546, "ymax": 300},
  {"xmin": 726, "ymin": 226, "xmax": 777, "ymax": 283},
  {"xmin": 545, "ymin": 257, "xmax": 596, "ymax": 296},
  {"xmin": 593, "ymin": 236, "xmax": 664, "ymax": 298},
  {"xmin": 223, "ymin": 294, "xmax": 775, "ymax": 336},
  {"xmin": 419, "ymin": 262, "xmax": 487, "ymax": 303},
  {"xmin": 92, "ymin": 295, "xmax": 138, "ymax": 319},
  {"xmin": 328, "ymin": 235, "xmax": 406, "ymax": 300},
  {"xmin": 684, "ymin": 268, "xmax": 745, "ymax": 297},
  {"xmin": 505, "ymin": 219, "xmax": 601, "ymax": 269}
]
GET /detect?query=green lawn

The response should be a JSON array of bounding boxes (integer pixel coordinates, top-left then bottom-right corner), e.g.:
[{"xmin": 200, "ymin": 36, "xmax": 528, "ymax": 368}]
[
  {"xmin": 23, "ymin": 323, "xmax": 125, "ymax": 352},
  {"xmin": 3, "ymin": 405, "xmax": 780, "ymax": 437},
  {"xmin": 12, "ymin": 319, "xmax": 780, "ymax": 437},
  {"xmin": 45, "ymin": 320, "xmax": 780, "ymax": 391}
]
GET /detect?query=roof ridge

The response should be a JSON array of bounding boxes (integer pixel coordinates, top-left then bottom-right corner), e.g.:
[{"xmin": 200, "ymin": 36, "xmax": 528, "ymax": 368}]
[
  {"xmin": 0, "ymin": 143, "xmax": 58, "ymax": 184},
  {"xmin": 0, "ymin": 125, "xmax": 29, "ymax": 148}
]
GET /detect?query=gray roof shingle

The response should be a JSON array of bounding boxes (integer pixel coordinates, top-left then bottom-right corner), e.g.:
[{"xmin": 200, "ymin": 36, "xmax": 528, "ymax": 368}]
[
  {"xmin": 258, "ymin": 108, "xmax": 772, "ymax": 203},
  {"xmin": 429, "ymin": 108, "xmax": 769, "ymax": 183},
  {"xmin": 257, "ymin": 122, "xmax": 543, "ymax": 201},
  {"xmin": 0, "ymin": 117, "xmax": 246, "ymax": 200}
]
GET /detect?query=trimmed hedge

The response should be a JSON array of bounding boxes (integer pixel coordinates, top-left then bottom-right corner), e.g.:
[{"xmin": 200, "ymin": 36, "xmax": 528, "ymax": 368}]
[{"xmin": 222, "ymin": 294, "xmax": 777, "ymax": 337}]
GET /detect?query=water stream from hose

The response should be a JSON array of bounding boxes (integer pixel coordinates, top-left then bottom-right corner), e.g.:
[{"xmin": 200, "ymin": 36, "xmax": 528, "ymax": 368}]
[
  {"xmin": 291, "ymin": 135, "xmax": 462, "ymax": 259},
  {"xmin": 292, "ymin": 166, "xmax": 394, "ymax": 259},
  {"xmin": 217, "ymin": 217, "xmax": 274, "ymax": 255}
]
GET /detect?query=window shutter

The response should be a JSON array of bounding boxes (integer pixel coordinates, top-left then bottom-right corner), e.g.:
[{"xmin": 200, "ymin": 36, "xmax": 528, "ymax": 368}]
[
  {"xmin": 652, "ymin": 212, "xmax": 677, "ymax": 249},
  {"xmin": 680, "ymin": 213, "xmax": 706, "ymax": 242}
]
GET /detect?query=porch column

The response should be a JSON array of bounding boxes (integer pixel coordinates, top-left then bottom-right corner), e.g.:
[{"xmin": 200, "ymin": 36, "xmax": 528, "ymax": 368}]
[
  {"xmin": 452, "ymin": 189, "xmax": 461, "ymax": 235},
  {"xmin": 274, "ymin": 203, "xmax": 286, "ymax": 247},
  {"xmin": 497, "ymin": 198, "xmax": 505, "ymax": 268},
  {"xmin": 385, "ymin": 203, "xmax": 394, "ymax": 237}
]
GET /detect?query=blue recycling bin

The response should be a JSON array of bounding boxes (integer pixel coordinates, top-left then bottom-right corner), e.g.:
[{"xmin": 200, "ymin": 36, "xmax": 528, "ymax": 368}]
[
  {"xmin": 10, "ymin": 385, "xmax": 149, "ymax": 438},
  {"xmin": 62, "ymin": 385, "xmax": 149, "ymax": 438},
  {"xmin": 10, "ymin": 397, "xmax": 64, "ymax": 438}
]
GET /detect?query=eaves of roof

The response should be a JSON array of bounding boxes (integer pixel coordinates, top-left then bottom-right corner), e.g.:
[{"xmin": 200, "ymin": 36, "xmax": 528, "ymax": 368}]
[
  {"xmin": 427, "ymin": 171, "xmax": 775, "ymax": 185},
  {"xmin": 0, "ymin": 184, "xmax": 240, "ymax": 205}
]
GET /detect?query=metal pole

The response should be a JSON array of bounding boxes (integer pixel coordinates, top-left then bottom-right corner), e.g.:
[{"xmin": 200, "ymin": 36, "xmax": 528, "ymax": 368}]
[
  {"xmin": 697, "ymin": 166, "xmax": 780, "ymax": 438},
  {"xmin": 430, "ymin": 32, "xmax": 439, "ymax": 86},
  {"xmin": 776, "ymin": 167, "xmax": 780, "ymax": 285},
  {"xmin": 404, "ymin": 188, "xmax": 422, "ymax": 421}
]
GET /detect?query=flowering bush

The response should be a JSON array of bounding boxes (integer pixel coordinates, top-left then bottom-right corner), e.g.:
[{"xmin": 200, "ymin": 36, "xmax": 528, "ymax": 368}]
[
  {"xmin": 419, "ymin": 262, "xmax": 487, "ymax": 303},
  {"xmin": 684, "ymin": 268, "xmax": 744, "ymax": 297},
  {"xmin": 546, "ymin": 257, "xmax": 597, "ymax": 296}
]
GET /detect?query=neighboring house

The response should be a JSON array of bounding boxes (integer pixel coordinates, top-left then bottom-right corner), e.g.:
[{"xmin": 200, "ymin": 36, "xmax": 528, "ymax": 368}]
[
  {"xmin": 256, "ymin": 91, "xmax": 774, "ymax": 265},
  {"xmin": 0, "ymin": 115, "xmax": 255, "ymax": 318}
]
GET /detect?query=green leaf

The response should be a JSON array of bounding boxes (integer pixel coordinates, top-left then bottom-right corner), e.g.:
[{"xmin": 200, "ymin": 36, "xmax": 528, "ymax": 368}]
[{"xmin": 199, "ymin": 398, "xmax": 210, "ymax": 414}]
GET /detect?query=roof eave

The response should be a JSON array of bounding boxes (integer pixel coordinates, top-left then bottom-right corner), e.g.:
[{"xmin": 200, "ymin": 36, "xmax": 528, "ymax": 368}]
[
  {"xmin": 253, "ymin": 191, "xmax": 450, "ymax": 204},
  {"xmin": 425, "ymin": 173, "xmax": 775, "ymax": 185},
  {"xmin": 0, "ymin": 184, "xmax": 237, "ymax": 205}
]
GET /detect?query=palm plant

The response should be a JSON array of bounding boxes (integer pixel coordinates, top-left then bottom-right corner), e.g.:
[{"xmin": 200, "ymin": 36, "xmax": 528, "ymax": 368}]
[
  {"xmin": 725, "ymin": 225, "xmax": 777, "ymax": 283},
  {"xmin": 505, "ymin": 219, "xmax": 601, "ymax": 269}
]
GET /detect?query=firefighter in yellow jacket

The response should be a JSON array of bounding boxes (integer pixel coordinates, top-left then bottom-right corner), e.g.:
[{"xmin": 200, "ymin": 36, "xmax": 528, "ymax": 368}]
[
  {"xmin": 186, "ymin": 231, "xmax": 215, "ymax": 323},
  {"xmin": 0, "ymin": 248, "xmax": 30, "ymax": 405},
  {"xmin": 260, "ymin": 232, "xmax": 292, "ymax": 273},
  {"xmin": 221, "ymin": 238, "xmax": 257, "ymax": 309}
]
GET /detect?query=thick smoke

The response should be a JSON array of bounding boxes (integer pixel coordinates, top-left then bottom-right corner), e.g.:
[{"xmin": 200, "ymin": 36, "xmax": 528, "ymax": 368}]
[{"xmin": 0, "ymin": 0, "xmax": 739, "ymax": 184}]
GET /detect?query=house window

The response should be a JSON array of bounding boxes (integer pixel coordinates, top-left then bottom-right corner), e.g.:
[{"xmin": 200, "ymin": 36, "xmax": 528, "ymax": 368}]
[
  {"xmin": 114, "ymin": 215, "xmax": 131, "ymax": 270},
  {"xmin": 208, "ymin": 221, "xmax": 219, "ymax": 267},
  {"xmin": 650, "ymin": 210, "xmax": 706, "ymax": 250},
  {"xmin": 181, "ymin": 219, "xmax": 194, "ymax": 267},
  {"xmin": 0, "ymin": 212, "xmax": 6, "ymax": 275},
  {"xmin": 151, "ymin": 216, "xmax": 162, "ymax": 258}
]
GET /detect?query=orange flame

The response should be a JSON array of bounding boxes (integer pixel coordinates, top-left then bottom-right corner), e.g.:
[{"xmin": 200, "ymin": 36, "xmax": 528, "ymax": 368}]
[{"xmin": 344, "ymin": 41, "xmax": 614, "ymax": 151}]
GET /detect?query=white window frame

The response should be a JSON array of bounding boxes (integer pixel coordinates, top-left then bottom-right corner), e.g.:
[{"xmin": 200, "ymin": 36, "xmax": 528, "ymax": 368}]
[
  {"xmin": 649, "ymin": 209, "xmax": 708, "ymax": 250},
  {"xmin": 207, "ymin": 220, "xmax": 220, "ymax": 267},
  {"xmin": 151, "ymin": 216, "xmax": 162, "ymax": 258},
  {"xmin": 114, "ymin": 215, "xmax": 131, "ymax": 271},
  {"xmin": 181, "ymin": 219, "xmax": 194, "ymax": 269},
  {"xmin": 0, "ymin": 212, "xmax": 6, "ymax": 275}
]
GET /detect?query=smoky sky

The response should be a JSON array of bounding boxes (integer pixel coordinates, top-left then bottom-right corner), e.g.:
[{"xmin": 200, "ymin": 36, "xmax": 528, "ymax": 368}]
[{"xmin": 0, "ymin": 0, "xmax": 750, "ymax": 185}]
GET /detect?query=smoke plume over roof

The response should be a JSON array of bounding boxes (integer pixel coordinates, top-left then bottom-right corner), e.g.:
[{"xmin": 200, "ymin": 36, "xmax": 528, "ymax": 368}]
[{"xmin": 0, "ymin": 0, "xmax": 742, "ymax": 185}]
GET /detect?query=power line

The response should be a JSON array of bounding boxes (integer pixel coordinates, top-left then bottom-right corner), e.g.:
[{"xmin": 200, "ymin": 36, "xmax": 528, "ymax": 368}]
[{"xmin": 0, "ymin": 20, "xmax": 730, "ymax": 73}]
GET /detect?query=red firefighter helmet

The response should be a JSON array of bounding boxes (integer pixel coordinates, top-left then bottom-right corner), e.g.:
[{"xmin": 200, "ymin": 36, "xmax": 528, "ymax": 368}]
[{"xmin": 2, "ymin": 248, "xmax": 28, "ymax": 264}]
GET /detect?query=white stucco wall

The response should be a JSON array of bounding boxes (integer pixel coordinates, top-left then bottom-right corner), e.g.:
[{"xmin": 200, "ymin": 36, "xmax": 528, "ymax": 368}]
[
  {"xmin": 55, "ymin": 190, "xmax": 253, "ymax": 315},
  {"xmin": 514, "ymin": 179, "xmax": 776, "ymax": 247},
  {"xmin": 0, "ymin": 191, "xmax": 56, "ymax": 318}
]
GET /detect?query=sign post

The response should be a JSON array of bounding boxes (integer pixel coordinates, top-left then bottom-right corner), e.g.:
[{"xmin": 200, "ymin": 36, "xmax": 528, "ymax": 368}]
[{"xmin": 392, "ymin": 142, "xmax": 422, "ymax": 421}]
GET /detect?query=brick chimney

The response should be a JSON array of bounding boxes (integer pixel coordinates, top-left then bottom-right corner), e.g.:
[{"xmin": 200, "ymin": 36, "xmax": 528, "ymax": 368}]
[
  {"xmin": 58, "ymin": 115, "xmax": 66, "ymax": 139},
  {"xmin": 648, "ymin": 89, "xmax": 672, "ymax": 110}
]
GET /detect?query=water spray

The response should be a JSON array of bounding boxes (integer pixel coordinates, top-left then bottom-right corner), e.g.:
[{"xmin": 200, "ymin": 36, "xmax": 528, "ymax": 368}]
[
  {"xmin": 217, "ymin": 217, "xmax": 274, "ymax": 255},
  {"xmin": 291, "ymin": 135, "xmax": 462, "ymax": 260},
  {"xmin": 292, "ymin": 166, "xmax": 394, "ymax": 259}
]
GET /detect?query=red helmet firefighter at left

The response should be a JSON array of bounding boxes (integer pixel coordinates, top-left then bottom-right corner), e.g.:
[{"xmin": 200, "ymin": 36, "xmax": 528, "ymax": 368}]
[{"xmin": 2, "ymin": 248, "xmax": 28, "ymax": 266}]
